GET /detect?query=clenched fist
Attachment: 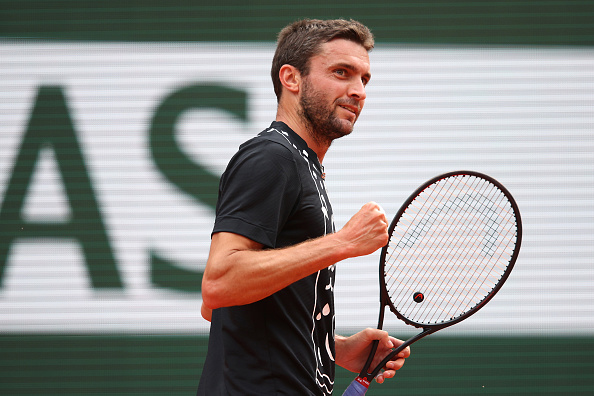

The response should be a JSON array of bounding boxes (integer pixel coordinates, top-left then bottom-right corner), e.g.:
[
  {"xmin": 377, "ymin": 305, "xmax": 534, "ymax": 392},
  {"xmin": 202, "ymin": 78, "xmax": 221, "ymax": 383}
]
[{"xmin": 336, "ymin": 202, "xmax": 389, "ymax": 258}]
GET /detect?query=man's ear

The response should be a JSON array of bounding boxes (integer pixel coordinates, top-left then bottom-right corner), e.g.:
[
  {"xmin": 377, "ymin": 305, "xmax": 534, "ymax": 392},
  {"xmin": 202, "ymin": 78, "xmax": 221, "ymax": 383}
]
[{"xmin": 278, "ymin": 64, "xmax": 301, "ymax": 94}]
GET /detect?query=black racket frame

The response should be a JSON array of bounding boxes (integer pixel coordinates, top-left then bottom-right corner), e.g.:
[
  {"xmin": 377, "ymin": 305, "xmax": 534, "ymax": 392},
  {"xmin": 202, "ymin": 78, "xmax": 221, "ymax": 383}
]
[{"xmin": 358, "ymin": 170, "xmax": 522, "ymax": 383}]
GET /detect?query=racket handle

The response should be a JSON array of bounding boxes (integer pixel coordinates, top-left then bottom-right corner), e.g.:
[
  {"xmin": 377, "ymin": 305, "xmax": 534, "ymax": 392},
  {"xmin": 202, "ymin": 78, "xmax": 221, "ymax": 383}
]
[{"xmin": 341, "ymin": 377, "xmax": 370, "ymax": 396}]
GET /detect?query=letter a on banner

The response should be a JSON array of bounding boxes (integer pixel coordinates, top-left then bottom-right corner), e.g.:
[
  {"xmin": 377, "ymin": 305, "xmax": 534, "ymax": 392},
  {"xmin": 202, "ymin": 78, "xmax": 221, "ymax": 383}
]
[{"xmin": 0, "ymin": 86, "xmax": 123, "ymax": 289}]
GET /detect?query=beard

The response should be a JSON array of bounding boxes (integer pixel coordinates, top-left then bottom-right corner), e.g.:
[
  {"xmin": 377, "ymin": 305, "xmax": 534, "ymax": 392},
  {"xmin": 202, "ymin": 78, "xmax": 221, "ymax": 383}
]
[{"xmin": 298, "ymin": 78, "xmax": 359, "ymax": 147}]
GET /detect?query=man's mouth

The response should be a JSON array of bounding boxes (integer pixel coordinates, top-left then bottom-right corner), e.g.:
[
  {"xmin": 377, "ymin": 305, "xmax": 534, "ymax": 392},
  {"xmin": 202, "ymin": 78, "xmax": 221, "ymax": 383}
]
[{"xmin": 338, "ymin": 104, "xmax": 358, "ymax": 115}]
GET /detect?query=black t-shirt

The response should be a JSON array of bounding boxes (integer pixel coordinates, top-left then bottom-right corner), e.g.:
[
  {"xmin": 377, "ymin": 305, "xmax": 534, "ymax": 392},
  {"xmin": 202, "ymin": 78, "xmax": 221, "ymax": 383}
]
[{"xmin": 197, "ymin": 122, "xmax": 336, "ymax": 395}]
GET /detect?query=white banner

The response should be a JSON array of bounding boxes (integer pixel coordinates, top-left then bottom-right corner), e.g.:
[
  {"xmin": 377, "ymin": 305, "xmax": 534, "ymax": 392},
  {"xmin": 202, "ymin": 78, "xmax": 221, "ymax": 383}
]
[{"xmin": 1, "ymin": 42, "xmax": 593, "ymax": 335}]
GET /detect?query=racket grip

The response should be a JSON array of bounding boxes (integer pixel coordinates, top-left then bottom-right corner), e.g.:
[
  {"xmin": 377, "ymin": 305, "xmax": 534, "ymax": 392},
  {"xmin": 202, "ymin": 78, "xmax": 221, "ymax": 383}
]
[{"xmin": 341, "ymin": 377, "xmax": 370, "ymax": 396}]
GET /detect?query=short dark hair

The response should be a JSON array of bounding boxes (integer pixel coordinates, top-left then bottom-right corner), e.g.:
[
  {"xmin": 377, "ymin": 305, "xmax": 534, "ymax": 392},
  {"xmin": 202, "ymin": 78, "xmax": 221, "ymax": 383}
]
[{"xmin": 271, "ymin": 19, "xmax": 374, "ymax": 102}]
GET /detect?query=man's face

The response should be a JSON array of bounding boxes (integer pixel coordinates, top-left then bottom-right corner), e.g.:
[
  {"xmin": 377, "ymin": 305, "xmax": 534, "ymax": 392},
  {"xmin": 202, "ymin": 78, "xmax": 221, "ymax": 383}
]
[{"xmin": 298, "ymin": 38, "xmax": 371, "ymax": 145}]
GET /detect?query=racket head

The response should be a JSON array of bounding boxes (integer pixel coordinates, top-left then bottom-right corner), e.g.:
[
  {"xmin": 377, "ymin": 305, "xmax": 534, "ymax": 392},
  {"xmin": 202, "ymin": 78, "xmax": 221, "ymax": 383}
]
[{"xmin": 380, "ymin": 170, "xmax": 522, "ymax": 330}]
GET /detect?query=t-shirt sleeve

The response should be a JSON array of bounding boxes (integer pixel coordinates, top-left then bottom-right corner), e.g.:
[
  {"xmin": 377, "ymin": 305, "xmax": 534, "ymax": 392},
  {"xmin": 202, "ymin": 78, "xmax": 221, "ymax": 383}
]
[{"xmin": 212, "ymin": 140, "xmax": 301, "ymax": 248}]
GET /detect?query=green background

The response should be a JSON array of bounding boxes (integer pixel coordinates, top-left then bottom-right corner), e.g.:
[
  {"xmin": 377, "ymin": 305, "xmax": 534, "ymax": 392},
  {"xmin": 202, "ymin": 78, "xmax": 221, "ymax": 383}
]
[
  {"xmin": 1, "ymin": 0, "xmax": 594, "ymax": 45},
  {"xmin": 2, "ymin": 336, "xmax": 594, "ymax": 395},
  {"xmin": 2, "ymin": 1, "xmax": 594, "ymax": 395}
]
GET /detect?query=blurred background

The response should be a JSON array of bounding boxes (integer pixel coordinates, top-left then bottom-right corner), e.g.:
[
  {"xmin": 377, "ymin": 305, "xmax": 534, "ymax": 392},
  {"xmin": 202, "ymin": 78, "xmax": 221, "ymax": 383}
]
[{"xmin": 1, "ymin": 1, "xmax": 593, "ymax": 394}]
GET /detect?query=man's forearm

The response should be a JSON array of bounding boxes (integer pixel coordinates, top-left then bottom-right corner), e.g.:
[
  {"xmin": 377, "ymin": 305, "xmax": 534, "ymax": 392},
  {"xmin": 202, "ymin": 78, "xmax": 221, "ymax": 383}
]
[
  {"xmin": 201, "ymin": 231, "xmax": 351, "ymax": 310},
  {"xmin": 201, "ymin": 202, "xmax": 388, "ymax": 310}
]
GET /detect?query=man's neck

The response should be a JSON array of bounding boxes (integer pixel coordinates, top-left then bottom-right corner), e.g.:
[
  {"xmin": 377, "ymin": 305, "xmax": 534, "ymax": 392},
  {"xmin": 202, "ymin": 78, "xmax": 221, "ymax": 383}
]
[{"xmin": 276, "ymin": 107, "xmax": 330, "ymax": 163}]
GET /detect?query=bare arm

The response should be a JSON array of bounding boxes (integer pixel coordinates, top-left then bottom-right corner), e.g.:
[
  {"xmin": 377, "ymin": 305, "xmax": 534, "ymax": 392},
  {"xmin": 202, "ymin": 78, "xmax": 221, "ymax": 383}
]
[{"xmin": 201, "ymin": 201, "xmax": 388, "ymax": 314}]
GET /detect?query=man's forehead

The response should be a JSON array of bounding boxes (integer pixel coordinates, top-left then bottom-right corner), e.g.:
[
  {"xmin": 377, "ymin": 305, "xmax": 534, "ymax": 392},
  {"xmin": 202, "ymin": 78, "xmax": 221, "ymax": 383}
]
[
  {"xmin": 315, "ymin": 39, "xmax": 371, "ymax": 71},
  {"xmin": 319, "ymin": 38, "xmax": 369, "ymax": 56}
]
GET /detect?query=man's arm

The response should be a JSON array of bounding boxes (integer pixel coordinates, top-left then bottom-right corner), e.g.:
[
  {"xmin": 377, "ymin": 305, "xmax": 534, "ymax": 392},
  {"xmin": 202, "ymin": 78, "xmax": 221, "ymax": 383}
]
[{"xmin": 201, "ymin": 201, "xmax": 388, "ymax": 311}]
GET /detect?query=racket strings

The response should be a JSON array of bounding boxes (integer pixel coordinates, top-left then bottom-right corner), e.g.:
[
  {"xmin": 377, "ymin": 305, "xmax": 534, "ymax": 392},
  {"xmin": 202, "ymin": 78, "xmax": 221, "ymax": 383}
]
[
  {"xmin": 389, "ymin": 179, "xmax": 462, "ymax": 319},
  {"xmin": 395, "ymin": 182, "xmax": 513, "ymax": 322},
  {"xmin": 437, "ymin": 177, "xmax": 512, "ymax": 318},
  {"xmin": 405, "ymin": 184, "xmax": 509, "ymax": 323},
  {"xmin": 384, "ymin": 174, "xmax": 519, "ymax": 326}
]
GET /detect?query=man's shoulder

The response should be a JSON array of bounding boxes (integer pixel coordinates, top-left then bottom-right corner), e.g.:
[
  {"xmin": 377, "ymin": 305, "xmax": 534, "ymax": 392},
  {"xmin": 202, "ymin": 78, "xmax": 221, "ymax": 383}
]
[{"xmin": 238, "ymin": 125, "xmax": 302, "ymax": 161}]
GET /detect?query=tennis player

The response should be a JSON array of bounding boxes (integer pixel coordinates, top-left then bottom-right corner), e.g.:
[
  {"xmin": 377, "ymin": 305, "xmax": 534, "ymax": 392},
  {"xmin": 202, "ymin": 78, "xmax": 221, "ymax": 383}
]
[{"xmin": 197, "ymin": 19, "xmax": 410, "ymax": 395}]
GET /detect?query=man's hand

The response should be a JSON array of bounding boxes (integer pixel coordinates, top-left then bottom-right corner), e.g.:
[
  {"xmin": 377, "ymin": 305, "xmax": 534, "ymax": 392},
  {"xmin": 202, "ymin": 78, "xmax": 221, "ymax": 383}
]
[
  {"xmin": 336, "ymin": 202, "xmax": 389, "ymax": 258},
  {"xmin": 335, "ymin": 328, "xmax": 410, "ymax": 383}
]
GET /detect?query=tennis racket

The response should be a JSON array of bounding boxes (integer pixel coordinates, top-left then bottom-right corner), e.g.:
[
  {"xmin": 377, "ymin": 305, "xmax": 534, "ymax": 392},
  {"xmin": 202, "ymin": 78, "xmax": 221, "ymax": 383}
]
[{"xmin": 342, "ymin": 170, "xmax": 522, "ymax": 395}]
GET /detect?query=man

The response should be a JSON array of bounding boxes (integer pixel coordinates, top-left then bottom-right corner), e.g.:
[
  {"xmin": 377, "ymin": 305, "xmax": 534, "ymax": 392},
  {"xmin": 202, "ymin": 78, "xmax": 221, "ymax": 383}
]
[{"xmin": 198, "ymin": 19, "xmax": 410, "ymax": 395}]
